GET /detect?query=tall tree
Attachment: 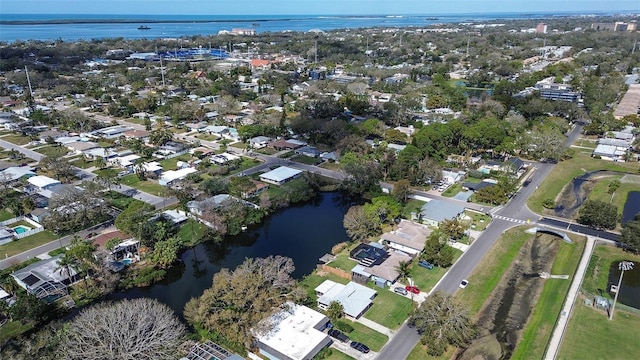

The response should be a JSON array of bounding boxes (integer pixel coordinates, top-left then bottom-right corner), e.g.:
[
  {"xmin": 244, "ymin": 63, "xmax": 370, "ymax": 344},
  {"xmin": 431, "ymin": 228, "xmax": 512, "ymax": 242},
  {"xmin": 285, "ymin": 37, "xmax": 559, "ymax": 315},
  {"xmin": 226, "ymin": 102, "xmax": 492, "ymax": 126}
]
[
  {"xmin": 621, "ymin": 214, "xmax": 640, "ymax": 253},
  {"xmin": 184, "ymin": 256, "xmax": 303, "ymax": 348},
  {"xmin": 577, "ymin": 200, "xmax": 619, "ymax": 230},
  {"xmin": 62, "ymin": 298, "xmax": 185, "ymax": 360},
  {"xmin": 409, "ymin": 291, "xmax": 477, "ymax": 356},
  {"xmin": 343, "ymin": 205, "xmax": 381, "ymax": 242}
]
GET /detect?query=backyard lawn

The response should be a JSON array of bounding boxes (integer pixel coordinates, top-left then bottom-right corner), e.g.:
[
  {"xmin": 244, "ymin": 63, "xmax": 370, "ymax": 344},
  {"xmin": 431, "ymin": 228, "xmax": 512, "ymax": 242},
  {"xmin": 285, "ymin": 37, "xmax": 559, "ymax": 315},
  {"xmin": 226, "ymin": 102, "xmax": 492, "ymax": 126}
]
[
  {"xmin": 0, "ymin": 321, "xmax": 33, "ymax": 343},
  {"xmin": 0, "ymin": 230, "xmax": 59, "ymax": 258},
  {"xmin": 326, "ymin": 245, "xmax": 358, "ymax": 272},
  {"xmin": 299, "ymin": 272, "xmax": 349, "ymax": 302},
  {"xmin": 0, "ymin": 209, "xmax": 14, "ymax": 222},
  {"xmin": 363, "ymin": 288, "xmax": 415, "ymax": 329},
  {"xmin": 109, "ymin": 191, "xmax": 143, "ymax": 210},
  {"xmin": 120, "ymin": 174, "xmax": 166, "ymax": 196},
  {"xmin": 527, "ymin": 152, "xmax": 639, "ymax": 214}
]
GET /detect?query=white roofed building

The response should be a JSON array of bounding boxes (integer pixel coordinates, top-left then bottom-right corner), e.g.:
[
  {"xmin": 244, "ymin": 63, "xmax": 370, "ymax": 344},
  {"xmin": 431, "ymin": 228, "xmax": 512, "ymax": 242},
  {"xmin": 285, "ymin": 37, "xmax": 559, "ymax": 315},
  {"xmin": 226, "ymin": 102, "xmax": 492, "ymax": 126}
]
[
  {"xmin": 259, "ymin": 166, "xmax": 303, "ymax": 186},
  {"xmin": 253, "ymin": 303, "xmax": 331, "ymax": 360},
  {"xmin": 26, "ymin": 175, "xmax": 61, "ymax": 192},
  {"xmin": 159, "ymin": 167, "xmax": 197, "ymax": 186}
]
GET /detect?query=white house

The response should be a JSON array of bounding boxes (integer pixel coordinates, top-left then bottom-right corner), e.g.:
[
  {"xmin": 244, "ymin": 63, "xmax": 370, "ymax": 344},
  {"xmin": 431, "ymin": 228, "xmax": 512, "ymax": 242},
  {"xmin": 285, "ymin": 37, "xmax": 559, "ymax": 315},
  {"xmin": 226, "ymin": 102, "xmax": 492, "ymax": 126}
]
[
  {"xmin": 315, "ymin": 280, "xmax": 376, "ymax": 319},
  {"xmin": 26, "ymin": 175, "xmax": 61, "ymax": 192},
  {"xmin": 254, "ymin": 303, "xmax": 331, "ymax": 360},
  {"xmin": 159, "ymin": 167, "xmax": 197, "ymax": 186},
  {"xmin": 259, "ymin": 166, "xmax": 303, "ymax": 186}
]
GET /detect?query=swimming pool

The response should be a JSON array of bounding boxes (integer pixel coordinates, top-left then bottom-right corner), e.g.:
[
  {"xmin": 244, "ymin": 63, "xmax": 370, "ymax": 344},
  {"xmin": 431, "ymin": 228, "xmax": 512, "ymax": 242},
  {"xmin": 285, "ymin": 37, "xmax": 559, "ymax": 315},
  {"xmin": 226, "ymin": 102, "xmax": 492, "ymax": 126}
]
[
  {"xmin": 12, "ymin": 225, "xmax": 31, "ymax": 234},
  {"xmin": 119, "ymin": 258, "xmax": 132, "ymax": 266}
]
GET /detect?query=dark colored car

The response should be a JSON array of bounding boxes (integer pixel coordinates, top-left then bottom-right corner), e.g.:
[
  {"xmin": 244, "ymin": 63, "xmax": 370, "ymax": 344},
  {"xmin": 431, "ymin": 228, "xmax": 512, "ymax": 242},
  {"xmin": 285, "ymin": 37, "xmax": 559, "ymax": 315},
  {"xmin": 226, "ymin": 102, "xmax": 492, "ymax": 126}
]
[
  {"xmin": 350, "ymin": 341, "xmax": 370, "ymax": 353},
  {"xmin": 418, "ymin": 260, "xmax": 434, "ymax": 269},
  {"xmin": 405, "ymin": 285, "xmax": 420, "ymax": 294},
  {"xmin": 328, "ymin": 329, "xmax": 349, "ymax": 343}
]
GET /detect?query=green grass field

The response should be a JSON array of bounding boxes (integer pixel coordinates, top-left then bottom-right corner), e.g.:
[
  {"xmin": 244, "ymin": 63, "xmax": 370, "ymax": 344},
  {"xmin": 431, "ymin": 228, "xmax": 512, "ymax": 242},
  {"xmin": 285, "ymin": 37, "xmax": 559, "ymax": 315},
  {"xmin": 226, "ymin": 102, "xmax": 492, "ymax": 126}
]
[
  {"xmin": 344, "ymin": 321, "xmax": 388, "ymax": 351},
  {"xmin": 442, "ymin": 183, "xmax": 462, "ymax": 197},
  {"xmin": 159, "ymin": 154, "xmax": 192, "ymax": 170},
  {"xmin": 0, "ymin": 321, "xmax": 33, "ymax": 343},
  {"xmin": 527, "ymin": 152, "xmax": 639, "ymax": 214},
  {"xmin": 1, "ymin": 134, "xmax": 31, "ymax": 145},
  {"xmin": 0, "ymin": 230, "xmax": 59, "ymax": 258},
  {"xmin": 34, "ymin": 145, "xmax": 68, "ymax": 157},
  {"xmin": 120, "ymin": 174, "xmax": 166, "ymax": 196},
  {"xmin": 364, "ymin": 288, "xmax": 415, "ymax": 329},
  {"xmin": 511, "ymin": 234, "xmax": 585, "ymax": 360},
  {"xmin": 327, "ymin": 245, "xmax": 358, "ymax": 272},
  {"xmin": 558, "ymin": 303, "xmax": 640, "ymax": 360},
  {"xmin": 299, "ymin": 272, "xmax": 349, "ymax": 302}
]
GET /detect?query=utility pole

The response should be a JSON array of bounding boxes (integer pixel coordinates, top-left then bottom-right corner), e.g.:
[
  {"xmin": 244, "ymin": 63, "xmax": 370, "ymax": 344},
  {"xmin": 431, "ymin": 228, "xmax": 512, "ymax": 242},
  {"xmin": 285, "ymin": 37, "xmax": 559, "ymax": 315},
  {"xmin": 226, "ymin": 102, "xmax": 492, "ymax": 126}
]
[
  {"xmin": 609, "ymin": 261, "xmax": 634, "ymax": 320},
  {"xmin": 314, "ymin": 40, "xmax": 318, "ymax": 63},
  {"xmin": 25, "ymin": 66, "xmax": 34, "ymax": 99}
]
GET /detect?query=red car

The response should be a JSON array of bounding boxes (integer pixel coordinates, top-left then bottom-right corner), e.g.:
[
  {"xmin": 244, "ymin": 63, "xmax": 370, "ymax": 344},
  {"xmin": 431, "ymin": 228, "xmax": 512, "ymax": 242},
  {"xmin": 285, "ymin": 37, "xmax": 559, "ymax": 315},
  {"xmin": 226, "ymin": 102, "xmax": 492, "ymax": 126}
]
[{"xmin": 405, "ymin": 285, "xmax": 420, "ymax": 294}]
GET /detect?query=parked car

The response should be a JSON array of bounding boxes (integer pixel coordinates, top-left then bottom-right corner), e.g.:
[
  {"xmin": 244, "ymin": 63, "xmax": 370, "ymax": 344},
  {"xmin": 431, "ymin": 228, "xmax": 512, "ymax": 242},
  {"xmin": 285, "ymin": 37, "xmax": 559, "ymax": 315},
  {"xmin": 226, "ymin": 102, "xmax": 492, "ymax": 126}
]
[
  {"xmin": 393, "ymin": 287, "xmax": 408, "ymax": 295},
  {"xmin": 418, "ymin": 260, "xmax": 434, "ymax": 270},
  {"xmin": 405, "ymin": 285, "xmax": 420, "ymax": 294},
  {"xmin": 328, "ymin": 329, "xmax": 349, "ymax": 343},
  {"xmin": 459, "ymin": 279, "xmax": 469, "ymax": 289},
  {"xmin": 350, "ymin": 341, "xmax": 370, "ymax": 353}
]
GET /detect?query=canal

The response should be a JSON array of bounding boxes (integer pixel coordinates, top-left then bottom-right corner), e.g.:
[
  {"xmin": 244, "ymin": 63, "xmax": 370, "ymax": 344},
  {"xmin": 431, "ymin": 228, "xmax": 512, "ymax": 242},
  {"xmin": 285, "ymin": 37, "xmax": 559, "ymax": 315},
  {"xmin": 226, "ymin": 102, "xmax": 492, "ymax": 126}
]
[{"xmin": 107, "ymin": 192, "xmax": 352, "ymax": 315}]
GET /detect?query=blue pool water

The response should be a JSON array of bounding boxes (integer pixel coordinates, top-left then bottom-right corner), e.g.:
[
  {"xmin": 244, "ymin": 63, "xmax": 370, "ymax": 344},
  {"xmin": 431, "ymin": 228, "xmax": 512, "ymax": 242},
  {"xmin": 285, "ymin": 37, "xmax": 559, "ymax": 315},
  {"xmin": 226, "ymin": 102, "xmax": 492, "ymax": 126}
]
[
  {"xmin": 120, "ymin": 258, "xmax": 132, "ymax": 266},
  {"xmin": 13, "ymin": 225, "xmax": 31, "ymax": 234}
]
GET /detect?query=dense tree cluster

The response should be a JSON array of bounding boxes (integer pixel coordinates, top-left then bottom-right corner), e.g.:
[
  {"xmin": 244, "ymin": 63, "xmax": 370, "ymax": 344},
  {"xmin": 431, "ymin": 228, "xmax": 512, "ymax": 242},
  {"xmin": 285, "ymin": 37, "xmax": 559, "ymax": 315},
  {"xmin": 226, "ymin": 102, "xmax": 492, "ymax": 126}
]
[
  {"xmin": 184, "ymin": 256, "xmax": 303, "ymax": 349},
  {"xmin": 409, "ymin": 291, "xmax": 477, "ymax": 356}
]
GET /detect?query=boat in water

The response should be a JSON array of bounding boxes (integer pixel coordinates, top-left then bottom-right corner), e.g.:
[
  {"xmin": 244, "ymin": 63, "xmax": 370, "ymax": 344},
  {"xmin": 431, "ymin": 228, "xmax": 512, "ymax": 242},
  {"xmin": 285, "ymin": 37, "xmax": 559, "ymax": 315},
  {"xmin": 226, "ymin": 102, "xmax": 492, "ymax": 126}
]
[{"xmin": 138, "ymin": 26, "xmax": 151, "ymax": 30}]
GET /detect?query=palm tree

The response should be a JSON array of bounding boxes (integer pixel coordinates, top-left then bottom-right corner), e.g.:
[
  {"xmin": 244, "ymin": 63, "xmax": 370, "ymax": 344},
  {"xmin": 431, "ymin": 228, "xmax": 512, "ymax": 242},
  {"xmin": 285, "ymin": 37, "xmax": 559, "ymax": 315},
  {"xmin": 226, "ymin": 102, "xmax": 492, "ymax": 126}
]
[
  {"xmin": 327, "ymin": 301, "xmax": 344, "ymax": 322},
  {"xmin": 396, "ymin": 260, "xmax": 411, "ymax": 282}
]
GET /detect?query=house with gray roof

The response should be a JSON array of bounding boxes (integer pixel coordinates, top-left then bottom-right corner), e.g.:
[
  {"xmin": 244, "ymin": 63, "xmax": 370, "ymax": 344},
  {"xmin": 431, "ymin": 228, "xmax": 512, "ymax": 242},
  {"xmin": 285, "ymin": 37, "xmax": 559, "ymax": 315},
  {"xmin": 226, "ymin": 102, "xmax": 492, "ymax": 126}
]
[
  {"xmin": 420, "ymin": 200, "xmax": 466, "ymax": 227},
  {"xmin": 315, "ymin": 280, "xmax": 376, "ymax": 319},
  {"xmin": 380, "ymin": 220, "xmax": 432, "ymax": 256}
]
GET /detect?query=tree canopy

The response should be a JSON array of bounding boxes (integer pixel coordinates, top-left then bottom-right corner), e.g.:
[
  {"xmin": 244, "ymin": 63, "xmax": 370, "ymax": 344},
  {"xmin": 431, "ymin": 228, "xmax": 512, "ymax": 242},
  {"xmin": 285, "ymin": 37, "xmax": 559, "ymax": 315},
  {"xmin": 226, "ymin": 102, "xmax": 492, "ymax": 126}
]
[
  {"xmin": 62, "ymin": 298, "xmax": 185, "ymax": 360},
  {"xmin": 409, "ymin": 291, "xmax": 476, "ymax": 356},
  {"xmin": 184, "ymin": 256, "xmax": 303, "ymax": 348},
  {"xmin": 577, "ymin": 200, "xmax": 619, "ymax": 230},
  {"xmin": 621, "ymin": 214, "xmax": 640, "ymax": 253}
]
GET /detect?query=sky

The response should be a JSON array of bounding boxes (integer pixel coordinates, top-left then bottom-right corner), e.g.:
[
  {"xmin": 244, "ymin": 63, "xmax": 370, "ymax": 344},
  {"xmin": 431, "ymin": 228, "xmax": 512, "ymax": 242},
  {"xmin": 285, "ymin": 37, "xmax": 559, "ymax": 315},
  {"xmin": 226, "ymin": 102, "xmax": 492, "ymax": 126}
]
[{"xmin": 2, "ymin": 0, "xmax": 639, "ymax": 15}]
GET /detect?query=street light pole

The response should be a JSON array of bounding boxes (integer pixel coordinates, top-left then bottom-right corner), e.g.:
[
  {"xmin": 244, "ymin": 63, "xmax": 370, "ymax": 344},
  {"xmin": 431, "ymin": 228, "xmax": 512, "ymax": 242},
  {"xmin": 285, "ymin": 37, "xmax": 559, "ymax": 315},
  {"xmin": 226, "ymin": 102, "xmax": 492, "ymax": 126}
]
[{"xmin": 609, "ymin": 261, "xmax": 634, "ymax": 320}]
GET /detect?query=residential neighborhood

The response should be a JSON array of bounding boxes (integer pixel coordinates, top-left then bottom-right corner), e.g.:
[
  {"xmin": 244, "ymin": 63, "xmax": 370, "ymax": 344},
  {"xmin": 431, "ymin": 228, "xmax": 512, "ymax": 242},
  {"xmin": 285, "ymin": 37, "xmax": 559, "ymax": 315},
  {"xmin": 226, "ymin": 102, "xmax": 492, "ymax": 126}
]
[{"xmin": 0, "ymin": 8, "xmax": 639, "ymax": 360}]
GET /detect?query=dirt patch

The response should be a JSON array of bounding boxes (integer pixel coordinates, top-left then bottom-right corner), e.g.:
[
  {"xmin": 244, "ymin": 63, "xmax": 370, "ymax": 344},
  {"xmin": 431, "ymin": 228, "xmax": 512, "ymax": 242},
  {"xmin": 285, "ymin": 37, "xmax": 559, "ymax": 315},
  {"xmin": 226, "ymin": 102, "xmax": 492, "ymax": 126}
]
[{"xmin": 459, "ymin": 234, "xmax": 561, "ymax": 360}]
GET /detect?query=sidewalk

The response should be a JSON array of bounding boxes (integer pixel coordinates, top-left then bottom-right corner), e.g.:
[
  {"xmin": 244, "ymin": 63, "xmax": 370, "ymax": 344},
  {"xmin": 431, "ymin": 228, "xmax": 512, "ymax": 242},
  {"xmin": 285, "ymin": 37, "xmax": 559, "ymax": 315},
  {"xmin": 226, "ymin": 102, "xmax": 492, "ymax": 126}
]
[
  {"xmin": 544, "ymin": 235, "xmax": 596, "ymax": 360},
  {"xmin": 354, "ymin": 316, "xmax": 395, "ymax": 337}
]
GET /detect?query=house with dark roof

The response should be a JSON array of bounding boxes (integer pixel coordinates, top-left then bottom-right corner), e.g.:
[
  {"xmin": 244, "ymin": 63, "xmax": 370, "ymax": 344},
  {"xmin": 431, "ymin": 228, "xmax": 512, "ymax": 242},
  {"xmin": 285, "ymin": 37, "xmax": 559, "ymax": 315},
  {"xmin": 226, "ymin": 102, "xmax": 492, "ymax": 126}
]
[
  {"xmin": 11, "ymin": 255, "xmax": 79, "ymax": 303},
  {"xmin": 502, "ymin": 157, "xmax": 525, "ymax": 173},
  {"xmin": 295, "ymin": 146, "xmax": 322, "ymax": 158}
]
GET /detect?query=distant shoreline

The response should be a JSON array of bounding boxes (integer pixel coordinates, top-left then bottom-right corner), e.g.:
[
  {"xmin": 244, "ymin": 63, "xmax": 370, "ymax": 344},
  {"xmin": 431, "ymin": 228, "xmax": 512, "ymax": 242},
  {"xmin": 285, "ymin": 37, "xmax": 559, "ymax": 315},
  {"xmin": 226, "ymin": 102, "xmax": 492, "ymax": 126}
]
[{"xmin": 0, "ymin": 18, "xmax": 308, "ymax": 25}]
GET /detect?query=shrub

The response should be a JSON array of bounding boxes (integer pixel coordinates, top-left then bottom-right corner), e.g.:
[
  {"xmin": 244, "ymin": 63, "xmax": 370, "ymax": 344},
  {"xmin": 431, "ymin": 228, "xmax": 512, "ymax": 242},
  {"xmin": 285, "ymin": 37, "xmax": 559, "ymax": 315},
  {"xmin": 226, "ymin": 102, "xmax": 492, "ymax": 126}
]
[
  {"xmin": 334, "ymin": 320, "xmax": 354, "ymax": 333},
  {"xmin": 542, "ymin": 198, "xmax": 555, "ymax": 209},
  {"xmin": 331, "ymin": 242, "xmax": 348, "ymax": 255}
]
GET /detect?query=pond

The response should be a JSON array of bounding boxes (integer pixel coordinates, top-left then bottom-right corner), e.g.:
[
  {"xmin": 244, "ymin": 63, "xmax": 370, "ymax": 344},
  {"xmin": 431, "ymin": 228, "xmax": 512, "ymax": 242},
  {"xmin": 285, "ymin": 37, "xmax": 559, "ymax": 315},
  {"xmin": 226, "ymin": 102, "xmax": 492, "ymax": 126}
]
[
  {"xmin": 608, "ymin": 261, "xmax": 640, "ymax": 309},
  {"xmin": 622, "ymin": 191, "xmax": 640, "ymax": 224},
  {"xmin": 106, "ymin": 192, "xmax": 353, "ymax": 315}
]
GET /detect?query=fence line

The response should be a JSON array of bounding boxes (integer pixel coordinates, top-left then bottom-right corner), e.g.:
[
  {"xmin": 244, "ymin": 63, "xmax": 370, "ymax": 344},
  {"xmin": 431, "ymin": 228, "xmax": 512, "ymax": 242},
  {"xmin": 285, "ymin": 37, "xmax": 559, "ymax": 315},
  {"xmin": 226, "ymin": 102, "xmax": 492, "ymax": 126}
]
[
  {"xmin": 0, "ymin": 215, "xmax": 25, "ymax": 226},
  {"xmin": 15, "ymin": 226, "xmax": 44, "ymax": 239}
]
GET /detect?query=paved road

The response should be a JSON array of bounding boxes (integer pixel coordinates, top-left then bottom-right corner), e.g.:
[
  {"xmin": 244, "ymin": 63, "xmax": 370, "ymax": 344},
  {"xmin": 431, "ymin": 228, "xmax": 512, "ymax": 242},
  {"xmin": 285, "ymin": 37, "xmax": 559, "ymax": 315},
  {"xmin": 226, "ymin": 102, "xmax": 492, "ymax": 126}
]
[
  {"xmin": 0, "ymin": 138, "xmax": 44, "ymax": 161},
  {"xmin": 0, "ymin": 221, "xmax": 114, "ymax": 270},
  {"xmin": 376, "ymin": 124, "xmax": 587, "ymax": 360}
]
